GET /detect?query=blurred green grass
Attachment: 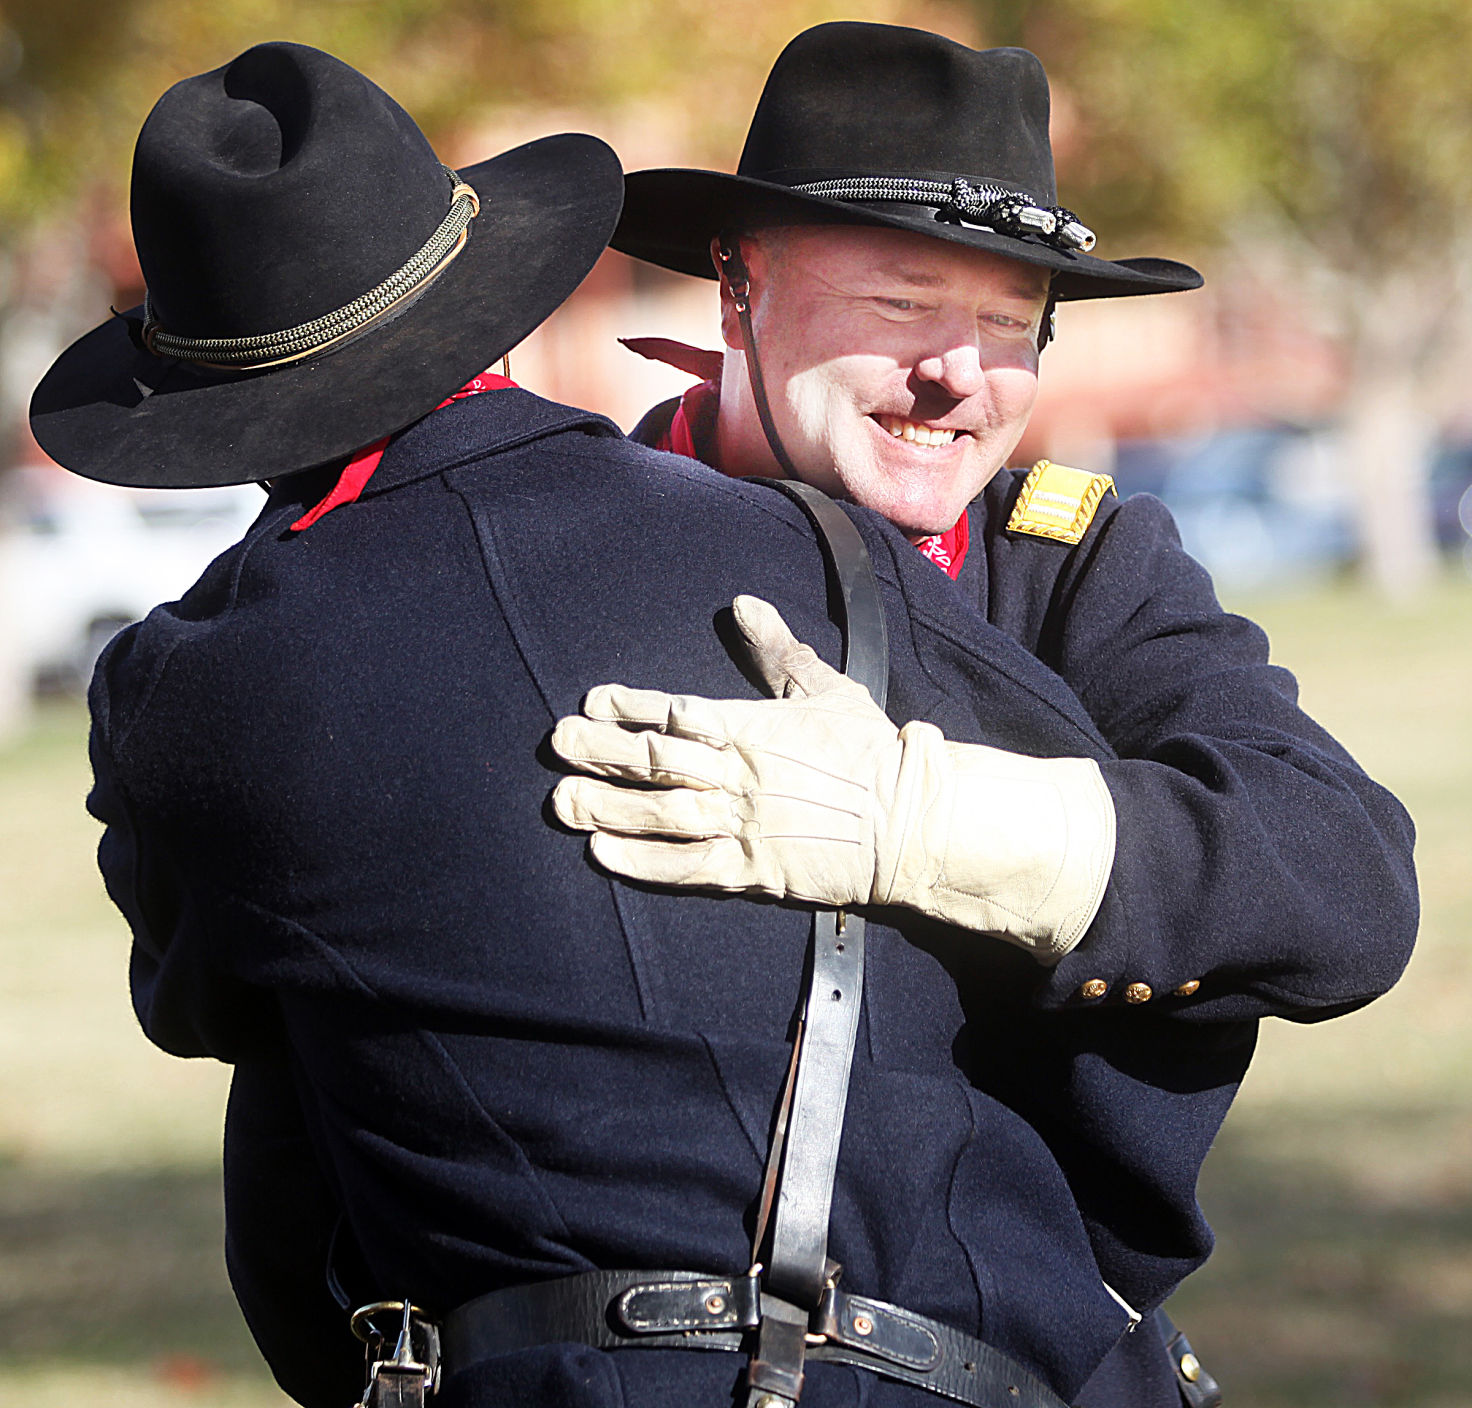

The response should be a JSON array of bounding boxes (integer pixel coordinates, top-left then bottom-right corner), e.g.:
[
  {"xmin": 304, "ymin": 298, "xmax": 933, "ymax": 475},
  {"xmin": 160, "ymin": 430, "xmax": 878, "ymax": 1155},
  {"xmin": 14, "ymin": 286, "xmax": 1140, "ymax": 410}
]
[
  {"xmin": 0, "ymin": 704, "xmax": 290, "ymax": 1406},
  {"xmin": 1, "ymin": 576, "xmax": 1469, "ymax": 1407},
  {"xmin": 1166, "ymin": 576, "xmax": 1472, "ymax": 1408}
]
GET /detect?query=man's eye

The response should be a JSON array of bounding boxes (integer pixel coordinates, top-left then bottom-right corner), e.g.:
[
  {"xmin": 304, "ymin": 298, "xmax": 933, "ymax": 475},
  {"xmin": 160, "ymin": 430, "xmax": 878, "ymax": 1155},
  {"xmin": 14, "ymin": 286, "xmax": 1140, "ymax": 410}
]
[
  {"xmin": 876, "ymin": 297, "xmax": 921, "ymax": 311},
  {"xmin": 983, "ymin": 313, "xmax": 1031, "ymax": 332}
]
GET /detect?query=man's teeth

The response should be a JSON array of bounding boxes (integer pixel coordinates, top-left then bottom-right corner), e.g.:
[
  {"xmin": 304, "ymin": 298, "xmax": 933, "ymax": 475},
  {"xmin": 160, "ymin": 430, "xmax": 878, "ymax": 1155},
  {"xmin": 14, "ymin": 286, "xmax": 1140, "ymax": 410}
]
[{"xmin": 876, "ymin": 414, "xmax": 957, "ymax": 447}]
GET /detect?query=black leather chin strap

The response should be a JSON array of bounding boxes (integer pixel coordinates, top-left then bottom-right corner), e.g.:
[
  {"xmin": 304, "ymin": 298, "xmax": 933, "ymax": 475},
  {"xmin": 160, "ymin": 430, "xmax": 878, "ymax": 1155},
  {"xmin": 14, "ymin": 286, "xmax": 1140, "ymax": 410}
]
[{"xmin": 718, "ymin": 238, "xmax": 804, "ymax": 482}]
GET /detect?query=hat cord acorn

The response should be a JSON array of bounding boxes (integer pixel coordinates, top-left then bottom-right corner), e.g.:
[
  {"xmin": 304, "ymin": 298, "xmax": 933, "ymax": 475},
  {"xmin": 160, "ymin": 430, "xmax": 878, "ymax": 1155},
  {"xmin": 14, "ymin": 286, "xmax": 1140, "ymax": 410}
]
[
  {"xmin": 790, "ymin": 176, "xmax": 1095, "ymax": 253},
  {"xmin": 141, "ymin": 166, "xmax": 480, "ymax": 371}
]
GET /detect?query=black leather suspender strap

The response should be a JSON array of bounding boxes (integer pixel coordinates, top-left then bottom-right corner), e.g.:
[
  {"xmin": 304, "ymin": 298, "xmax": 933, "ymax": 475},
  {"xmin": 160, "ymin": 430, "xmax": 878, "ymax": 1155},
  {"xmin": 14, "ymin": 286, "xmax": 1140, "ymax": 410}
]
[
  {"xmin": 439, "ymin": 1267, "xmax": 1069, "ymax": 1408},
  {"xmin": 755, "ymin": 910, "xmax": 864, "ymax": 1296},
  {"xmin": 755, "ymin": 477, "xmax": 890, "ymax": 704},
  {"xmin": 735, "ymin": 475, "xmax": 887, "ymax": 1408}
]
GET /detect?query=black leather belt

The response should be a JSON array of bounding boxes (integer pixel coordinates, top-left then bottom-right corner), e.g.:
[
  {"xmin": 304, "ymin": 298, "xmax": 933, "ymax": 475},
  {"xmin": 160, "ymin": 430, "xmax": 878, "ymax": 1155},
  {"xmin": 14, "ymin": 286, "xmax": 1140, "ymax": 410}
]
[{"xmin": 440, "ymin": 1267, "xmax": 1070, "ymax": 1408}]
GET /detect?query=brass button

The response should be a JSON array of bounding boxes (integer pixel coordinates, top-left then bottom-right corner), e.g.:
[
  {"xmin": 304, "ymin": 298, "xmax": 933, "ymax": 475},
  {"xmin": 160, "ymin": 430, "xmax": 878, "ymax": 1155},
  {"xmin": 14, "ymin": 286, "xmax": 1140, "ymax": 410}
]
[
  {"xmin": 1173, "ymin": 979, "xmax": 1201, "ymax": 998},
  {"xmin": 1123, "ymin": 982, "xmax": 1153, "ymax": 1004},
  {"xmin": 1179, "ymin": 1352, "xmax": 1202, "ymax": 1383},
  {"xmin": 1079, "ymin": 978, "xmax": 1108, "ymax": 1000}
]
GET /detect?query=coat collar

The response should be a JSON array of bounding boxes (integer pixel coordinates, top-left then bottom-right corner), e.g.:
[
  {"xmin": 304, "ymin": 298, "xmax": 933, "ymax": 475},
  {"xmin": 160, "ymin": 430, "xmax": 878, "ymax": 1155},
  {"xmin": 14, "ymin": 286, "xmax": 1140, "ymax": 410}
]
[{"xmin": 362, "ymin": 387, "xmax": 621, "ymax": 499}]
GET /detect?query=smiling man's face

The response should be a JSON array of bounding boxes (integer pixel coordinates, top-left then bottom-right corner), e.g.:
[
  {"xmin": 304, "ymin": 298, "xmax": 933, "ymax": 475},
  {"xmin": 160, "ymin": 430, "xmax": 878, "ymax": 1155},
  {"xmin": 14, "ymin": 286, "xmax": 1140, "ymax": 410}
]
[{"xmin": 715, "ymin": 224, "xmax": 1050, "ymax": 537}]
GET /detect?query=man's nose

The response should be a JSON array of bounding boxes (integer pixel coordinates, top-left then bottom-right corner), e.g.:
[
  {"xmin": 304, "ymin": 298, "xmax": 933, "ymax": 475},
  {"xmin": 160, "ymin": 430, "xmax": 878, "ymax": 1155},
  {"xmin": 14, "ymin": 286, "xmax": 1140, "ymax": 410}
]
[{"xmin": 913, "ymin": 338, "xmax": 987, "ymax": 398}]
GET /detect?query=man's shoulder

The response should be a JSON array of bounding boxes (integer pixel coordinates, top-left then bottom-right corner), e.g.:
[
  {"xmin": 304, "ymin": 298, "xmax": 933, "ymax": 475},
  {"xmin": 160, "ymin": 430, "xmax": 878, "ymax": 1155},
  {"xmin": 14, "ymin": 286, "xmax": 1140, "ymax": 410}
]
[
  {"xmin": 964, "ymin": 464, "xmax": 1191, "ymax": 656},
  {"xmin": 980, "ymin": 460, "xmax": 1127, "ymax": 547},
  {"xmin": 974, "ymin": 463, "xmax": 1188, "ymax": 581},
  {"xmin": 361, "ymin": 387, "xmax": 622, "ymax": 498},
  {"xmin": 440, "ymin": 395, "xmax": 819, "ymax": 538}
]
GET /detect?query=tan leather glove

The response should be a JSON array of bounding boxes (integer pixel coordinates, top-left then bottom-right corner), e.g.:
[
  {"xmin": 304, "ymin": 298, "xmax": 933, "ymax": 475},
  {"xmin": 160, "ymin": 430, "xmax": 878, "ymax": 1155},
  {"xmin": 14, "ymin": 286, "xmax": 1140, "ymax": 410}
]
[{"xmin": 552, "ymin": 595, "xmax": 1115, "ymax": 962}]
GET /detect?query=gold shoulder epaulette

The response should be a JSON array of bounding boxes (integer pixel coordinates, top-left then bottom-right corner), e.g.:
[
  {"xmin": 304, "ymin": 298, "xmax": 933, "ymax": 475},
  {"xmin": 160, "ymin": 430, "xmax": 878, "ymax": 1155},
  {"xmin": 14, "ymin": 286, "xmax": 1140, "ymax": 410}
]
[{"xmin": 1005, "ymin": 459, "xmax": 1116, "ymax": 544}]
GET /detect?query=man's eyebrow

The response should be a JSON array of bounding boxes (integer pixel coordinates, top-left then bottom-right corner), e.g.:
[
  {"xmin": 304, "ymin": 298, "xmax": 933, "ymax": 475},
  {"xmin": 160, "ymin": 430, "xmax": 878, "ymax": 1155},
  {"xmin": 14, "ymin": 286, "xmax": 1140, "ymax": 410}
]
[
  {"xmin": 867, "ymin": 263, "xmax": 1049, "ymax": 299},
  {"xmin": 870, "ymin": 264, "xmax": 947, "ymax": 288},
  {"xmin": 998, "ymin": 275, "xmax": 1051, "ymax": 300}
]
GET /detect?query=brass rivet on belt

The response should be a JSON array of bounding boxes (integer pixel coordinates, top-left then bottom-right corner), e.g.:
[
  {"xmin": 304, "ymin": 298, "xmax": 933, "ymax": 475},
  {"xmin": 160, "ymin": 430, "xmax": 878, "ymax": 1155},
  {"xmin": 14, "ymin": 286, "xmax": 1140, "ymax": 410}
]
[
  {"xmin": 1180, "ymin": 1352, "xmax": 1202, "ymax": 1383},
  {"xmin": 852, "ymin": 1313, "xmax": 873, "ymax": 1336},
  {"xmin": 705, "ymin": 1293, "xmax": 726, "ymax": 1315}
]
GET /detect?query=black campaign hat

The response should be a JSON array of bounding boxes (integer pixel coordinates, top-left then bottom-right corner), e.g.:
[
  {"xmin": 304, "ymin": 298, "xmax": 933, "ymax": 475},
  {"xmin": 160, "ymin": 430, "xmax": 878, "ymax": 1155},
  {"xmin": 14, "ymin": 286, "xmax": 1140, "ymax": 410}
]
[
  {"xmin": 31, "ymin": 42, "xmax": 624, "ymax": 488},
  {"xmin": 614, "ymin": 22, "xmax": 1200, "ymax": 302}
]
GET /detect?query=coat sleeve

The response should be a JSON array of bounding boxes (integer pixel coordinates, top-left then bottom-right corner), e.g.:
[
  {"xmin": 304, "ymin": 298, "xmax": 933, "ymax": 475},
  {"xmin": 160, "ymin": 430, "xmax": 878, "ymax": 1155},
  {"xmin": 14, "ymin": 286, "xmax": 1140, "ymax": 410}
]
[
  {"xmin": 87, "ymin": 622, "xmax": 273, "ymax": 1063},
  {"xmin": 1028, "ymin": 493, "xmax": 1417, "ymax": 1021},
  {"xmin": 225, "ymin": 1058, "xmax": 365, "ymax": 1408},
  {"xmin": 90, "ymin": 629, "xmax": 363, "ymax": 1406}
]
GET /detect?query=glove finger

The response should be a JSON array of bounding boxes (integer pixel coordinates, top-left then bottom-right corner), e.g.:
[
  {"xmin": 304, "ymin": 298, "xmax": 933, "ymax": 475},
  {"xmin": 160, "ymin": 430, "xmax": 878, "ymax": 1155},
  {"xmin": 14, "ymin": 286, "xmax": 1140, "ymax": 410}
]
[
  {"xmin": 589, "ymin": 830, "xmax": 773, "ymax": 893},
  {"xmin": 582, "ymin": 682, "xmax": 757, "ymax": 751},
  {"xmin": 554, "ymin": 776, "xmax": 736, "ymax": 838},
  {"xmin": 551, "ymin": 716, "xmax": 741, "ymax": 789},
  {"xmin": 581, "ymin": 683, "xmax": 681, "ymax": 728},
  {"xmin": 732, "ymin": 594, "xmax": 863, "ymax": 702}
]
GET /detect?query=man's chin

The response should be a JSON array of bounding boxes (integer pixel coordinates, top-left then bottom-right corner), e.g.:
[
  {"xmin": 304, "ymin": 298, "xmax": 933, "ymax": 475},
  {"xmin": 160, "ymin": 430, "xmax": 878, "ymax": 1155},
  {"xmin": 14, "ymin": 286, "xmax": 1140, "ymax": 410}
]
[
  {"xmin": 790, "ymin": 448, "xmax": 980, "ymax": 535},
  {"xmin": 872, "ymin": 498, "xmax": 969, "ymax": 539},
  {"xmin": 876, "ymin": 482, "xmax": 982, "ymax": 538}
]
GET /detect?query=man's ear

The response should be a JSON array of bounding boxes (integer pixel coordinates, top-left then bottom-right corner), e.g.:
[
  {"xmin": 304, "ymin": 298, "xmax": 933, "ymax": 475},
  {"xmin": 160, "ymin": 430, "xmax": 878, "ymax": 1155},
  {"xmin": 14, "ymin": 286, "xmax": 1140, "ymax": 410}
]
[{"xmin": 1036, "ymin": 283, "xmax": 1057, "ymax": 353}]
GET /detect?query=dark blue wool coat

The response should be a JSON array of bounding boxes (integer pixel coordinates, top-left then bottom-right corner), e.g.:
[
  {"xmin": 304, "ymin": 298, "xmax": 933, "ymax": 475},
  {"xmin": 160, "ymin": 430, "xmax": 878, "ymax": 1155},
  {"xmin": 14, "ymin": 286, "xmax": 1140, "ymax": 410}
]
[{"xmin": 88, "ymin": 389, "xmax": 1416, "ymax": 1408}]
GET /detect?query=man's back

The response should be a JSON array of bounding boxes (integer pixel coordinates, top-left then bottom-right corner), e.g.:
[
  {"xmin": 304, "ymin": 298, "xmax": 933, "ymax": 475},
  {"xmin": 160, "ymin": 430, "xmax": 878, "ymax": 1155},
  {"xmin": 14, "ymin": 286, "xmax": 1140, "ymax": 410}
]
[{"xmin": 90, "ymin": 388, "xmax": 1410, "ymax": 1406}]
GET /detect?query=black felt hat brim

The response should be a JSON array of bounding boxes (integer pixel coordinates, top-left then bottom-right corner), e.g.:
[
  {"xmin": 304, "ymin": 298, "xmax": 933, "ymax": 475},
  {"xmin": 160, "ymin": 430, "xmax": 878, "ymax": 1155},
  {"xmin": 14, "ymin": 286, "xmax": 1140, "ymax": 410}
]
[
  {"xmin": 614, "ymin": 169, "xmax": 1202, "ymax": 302},
  {"xmin": 31, "ymin": 133, "xmax": 624, "ymax": 489}
]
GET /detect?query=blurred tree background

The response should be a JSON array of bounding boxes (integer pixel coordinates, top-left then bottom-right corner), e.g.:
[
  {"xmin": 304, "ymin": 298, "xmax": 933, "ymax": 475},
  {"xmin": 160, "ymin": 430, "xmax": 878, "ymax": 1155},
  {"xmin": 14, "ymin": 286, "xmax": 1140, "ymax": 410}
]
[
  {"xmin": 5, "ymin": 0, "xmax": 1471, "ymax": 596},
  {"xmin": 982, "ymin": 0, "xmax": 1472, "ymax": 594}
]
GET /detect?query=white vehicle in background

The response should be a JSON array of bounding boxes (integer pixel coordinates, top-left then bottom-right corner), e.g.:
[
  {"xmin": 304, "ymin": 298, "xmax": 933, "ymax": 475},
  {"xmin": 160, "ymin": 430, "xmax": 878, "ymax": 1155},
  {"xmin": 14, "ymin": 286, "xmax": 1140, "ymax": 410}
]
[{"xmin": 2, "ymin": 462, "xmax": 264, "ymax": 693}]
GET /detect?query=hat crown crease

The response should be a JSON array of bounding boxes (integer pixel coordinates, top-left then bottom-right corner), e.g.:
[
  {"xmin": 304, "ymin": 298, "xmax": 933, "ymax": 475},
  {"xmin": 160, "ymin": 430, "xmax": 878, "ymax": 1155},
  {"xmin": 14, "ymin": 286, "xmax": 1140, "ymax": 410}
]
[
  {"xmin": 737, "ymin": 25, "xmax": 1056, "ymax": 204},
  {"xmin": 133, "ymin": 42, "xmax": 450, "ymax": 340}
]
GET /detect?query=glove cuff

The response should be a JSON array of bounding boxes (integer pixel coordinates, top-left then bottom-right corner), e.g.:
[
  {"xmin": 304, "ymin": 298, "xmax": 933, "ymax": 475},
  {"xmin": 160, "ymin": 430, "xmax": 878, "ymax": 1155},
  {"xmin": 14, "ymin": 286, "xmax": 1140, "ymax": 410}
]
[{"xmin": 875, "ymin": 735, "xmax": 1116, "ymax": 964}]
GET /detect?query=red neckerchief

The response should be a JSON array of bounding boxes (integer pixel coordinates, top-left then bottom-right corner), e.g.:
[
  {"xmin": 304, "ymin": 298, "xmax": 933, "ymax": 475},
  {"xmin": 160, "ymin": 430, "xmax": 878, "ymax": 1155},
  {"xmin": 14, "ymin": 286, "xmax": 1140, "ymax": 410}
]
[
  {"xmin": 914, "ymin": 509, "xmax": 969, "ymax": 577},
  {"xmin": 621, "ymin": 337, "xmax": 969, "ymax": 580},
  {"xmin": 291, "ymin": 371, "xmax": 519, "ymax": 531}
]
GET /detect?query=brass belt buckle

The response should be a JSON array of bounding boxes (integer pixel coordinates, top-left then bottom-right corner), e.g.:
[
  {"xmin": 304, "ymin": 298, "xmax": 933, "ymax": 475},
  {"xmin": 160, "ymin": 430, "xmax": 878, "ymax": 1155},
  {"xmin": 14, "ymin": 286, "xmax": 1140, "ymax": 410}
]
[{"xmin": 350, "ymin": 1299, "xmax": 441, "ymax": 1407}]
